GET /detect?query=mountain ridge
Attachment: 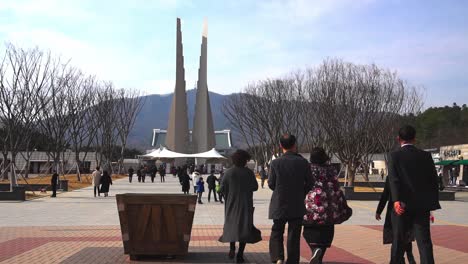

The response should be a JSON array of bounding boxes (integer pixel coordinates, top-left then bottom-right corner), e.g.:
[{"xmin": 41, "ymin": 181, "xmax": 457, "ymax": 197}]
[{"xmin": 127, "ymin": 89, "xmax": 234, "ymax": 150}]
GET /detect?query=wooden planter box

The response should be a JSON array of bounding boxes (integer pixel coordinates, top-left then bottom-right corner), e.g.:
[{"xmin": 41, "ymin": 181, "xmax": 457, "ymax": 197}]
[{"xmin": 116, "ymin": 193, "xmax": 197, "ymax": 260}]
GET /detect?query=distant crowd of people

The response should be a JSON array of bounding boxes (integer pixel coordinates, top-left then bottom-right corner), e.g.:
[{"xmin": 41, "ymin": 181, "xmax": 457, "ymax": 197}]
[
  {"xmin": 215, "ymin": 125, "xmax": 440, "ymax": 264},
  {"xmin": 127, "ymin": 165, "xmax": 169, "ymax": 183}
]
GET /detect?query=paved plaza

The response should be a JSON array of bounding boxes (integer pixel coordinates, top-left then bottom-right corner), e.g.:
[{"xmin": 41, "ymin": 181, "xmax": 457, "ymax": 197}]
[{"xmin": 1, "ymin": 175, "xmax": 467, "ymax": 263}]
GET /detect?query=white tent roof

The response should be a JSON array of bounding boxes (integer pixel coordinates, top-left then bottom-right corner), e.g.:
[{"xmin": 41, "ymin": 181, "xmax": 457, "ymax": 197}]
[
  {"xmin": 140, "ymin": 147, "xmax": 226, "ymax": 160},
  {"xmin": 189, "ymin": 148, "xmax": 226, "ymax": 159},
  {"xmin": 141, "ymin": 148, "xmax": 162, "ymax": 159}
]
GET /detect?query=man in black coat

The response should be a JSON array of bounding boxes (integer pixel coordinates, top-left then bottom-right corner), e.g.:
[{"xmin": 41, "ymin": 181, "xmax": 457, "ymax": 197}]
[
  {"xmin": 159, "ymin": 165, "xmax": 166, "ymax": 182},
  {"xmin": 388, "ymin": 125, "xmax": 441, "ymax": 264},
  {"xmin": 268, "ymin": 134, "xmax": 314, "ymax": 264},
  {"xmin": 128, "ymin": 167, "xmax": 134, "ymax": 183},
  {"xmin": 206, "ymin": 170, "xmax": 219, "ymax": 202},
  {"xmin": 51, "ymin": 171, "xmax": 58, "ymax": 198}
]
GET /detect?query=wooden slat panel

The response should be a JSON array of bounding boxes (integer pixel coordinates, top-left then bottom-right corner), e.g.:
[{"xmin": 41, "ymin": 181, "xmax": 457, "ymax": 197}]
[
  {"xmin": 116, "ymin": 194, "xmax": 198, "ymax": 256},
  {"xmin": 150, "ymin": 205, "xmax": 162, "ymax": 241},
  {"xmin": 162, "ymin": 205, "xmax": 178, "ymax": 241}
]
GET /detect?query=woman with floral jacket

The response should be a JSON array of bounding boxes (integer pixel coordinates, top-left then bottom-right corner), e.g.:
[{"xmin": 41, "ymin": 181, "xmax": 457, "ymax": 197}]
[{"xmin": 303, "ymin": 147, "xmax": 352, "ymax": 264}]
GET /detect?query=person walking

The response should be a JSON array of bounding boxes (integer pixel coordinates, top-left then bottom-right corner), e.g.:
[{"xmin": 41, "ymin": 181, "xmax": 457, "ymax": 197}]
[
  {"xmin": 268, "ymin": 134, "xmax": 314, "ymax": 264},
  {"xmin": 191, "ymin": 171, "xmax": 200, "ymax": 194},
  {"xmin": 218, "ymin": 171, "xmax": 225, "ymax": 203},
  {"xmin": 388, "ymin": 125, "xmax": 441, "ymax": 264},
  {"xmin": 150, "ymin": 166, "xmax": 157, "ymax": 183},
  {"xmin": 376, "ymin": 177, "xmax": 416, "ymax": 264},
  {"xmin": 100, "ymin": 170, "xmax": 113, "ymax": 197},
  {"xmin": 160, "ymin": 165, "xmax": 166, "ymax": 182},
  {"xmin": 92, "ymin": 166, "xmax": 102, "ymax": 197},
  {"xmin": 219, "ymin": 149, "xmax": 262, "ymax": 263},
  {"xmin": 142, "ymin": 166, "xmax": 147, "ymax": 182},
  {"xmin": 380, "ymin": 168, "xmax": 385, "ymax": 181},
  {"xmin": 137, "ymin": 168, "xmax": 142, "ymax": 183},
  {"xmin": 196, "ymin": 176, "xmax": 205, "ymax": 204},
  {"xmin": 260, "ymin": 166, "xmax": 268, "ymax": 188},
  {"xmin": 128, "ymin": 167, "xmax": 134, "ymax": 183},
  {"xmin": 50, "ymin": 171, "xmax": 58, "ymax": 198},
  {"xmin": 303, "ymin": 148, "xmax": 352, "ymax": 264},
  {"xmin": 180, "ymin": 166, "xmax": 191, "ymax": 194},
  {"xmin": 206, "ymin": 170, "xmax": 219, "ymax": 202}
]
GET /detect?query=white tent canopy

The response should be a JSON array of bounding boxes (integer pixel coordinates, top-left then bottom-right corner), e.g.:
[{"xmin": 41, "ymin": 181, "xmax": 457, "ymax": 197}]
[
  {"xmin": 190, "ymin": 148, "xmax": 226, "ymax": 159},
  {"xmin": 140, "ymin": 147, "xmax": 226, "ymax": 160}
]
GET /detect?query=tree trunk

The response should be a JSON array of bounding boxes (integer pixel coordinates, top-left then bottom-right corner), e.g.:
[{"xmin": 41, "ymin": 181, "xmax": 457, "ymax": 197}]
[
  {"xmin": 75, "ymin": 152, "xmax": 82, "ymax": 182},
  {"xmin": 10, "ymin": 153, "xmax": 18, "ymax": 191},
  {"xmin": 346, "ymin": 162, "xmax": 356, "ymax": 187},
  {"xmin": 2, "ymin": 153, "xmax": 8, "ymax": 180}
]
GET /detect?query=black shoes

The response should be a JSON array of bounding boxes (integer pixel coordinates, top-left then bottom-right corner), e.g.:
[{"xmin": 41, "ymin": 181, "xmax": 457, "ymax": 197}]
[
  {"xmin": 309, "ymin": 248, "xmax": 322, "ymax": 264},
  {"xmin": 228, "ymin": 249, "xmax": 235, "ymax": 259},
  {"xmin": 407, "ymin": 254, "xmax": 416, "ymax": 264},
  {"xmin": 236, "ymin": 254, "xmax": 245, "ymax": 263}
]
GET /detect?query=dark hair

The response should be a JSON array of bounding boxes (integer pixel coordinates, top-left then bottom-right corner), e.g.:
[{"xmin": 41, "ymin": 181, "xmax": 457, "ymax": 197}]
[
  {"xmin": 231, "ymin": 149, "xmax": 251, "ymax": 167},
  {"xmin": 309, "ymin": 147, "xmax": 330, "ymax": 165},
  {"xmin": 103, "ymin": 170, "xmax": 109, "ymax": 177},
  {"xmin": 398, "ymin": 125, "xmax": 416, "ymax": 141},
  {"xmin": 280, "ymin": 134, "xmax": 296, "ymax": 150},
  {"xmin": 96, "ymin": 166, "xmax": 100, "ymax": 170}
]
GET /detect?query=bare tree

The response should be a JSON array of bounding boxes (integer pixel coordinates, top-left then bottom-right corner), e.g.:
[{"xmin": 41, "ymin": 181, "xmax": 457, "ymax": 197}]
[
  {"xmin": 115, "ymin": 88, "xmax": 145, "ymax": 173},
  {"xmin": 93, "ymin": 82, "xmax": 120, "ymax": 172},
  {"xmin": 307, "ymin": 58, "xmax": 422, "ymax": 186},
  {"xmin": 66, "ymin": 73, "xmax": 99, "ymax": 181},
  {"xmin": 38, "ymin": 63, "xmax": 76, "ymax": 177},
  {"xmin": 0, "ymin": 44, "xmax": 53, "ymax": 189}
]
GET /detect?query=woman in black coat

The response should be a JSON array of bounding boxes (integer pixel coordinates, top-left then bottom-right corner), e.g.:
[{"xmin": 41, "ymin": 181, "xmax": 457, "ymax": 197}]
[
  {"xmin": 100, "ymin": 171, "xmax": 113, "ymax": 197},
  {"xmin": 376, "ymin": 177, "xmax": 415, "ymax": 264},
  {"xmin": 218, "ymin": 149, "xmax": 261, "ymax": 263},
  {"xmin": 179, "ymin": 166, "xmax": 191, "ymax": 194}
]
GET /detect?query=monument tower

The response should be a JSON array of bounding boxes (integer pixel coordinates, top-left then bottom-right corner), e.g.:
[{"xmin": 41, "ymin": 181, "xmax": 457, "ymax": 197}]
[
  {"xmin": 192, "ymin": 18, "xmax": 216, "ymax": 153},
  {"xmin": 165, "ymin": 18, "xmax": 190, "ymax": 156}
]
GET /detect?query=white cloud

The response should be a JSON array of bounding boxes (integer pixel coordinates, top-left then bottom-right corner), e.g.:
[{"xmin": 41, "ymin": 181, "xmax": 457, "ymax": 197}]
[
  {"xmin": 0, "ymin": 0, "xmax": 93, "ymax": 20},
  {"xmin": 142, "ymin": 79, "xmax": 175, "ymax": 95},
  {"xmin": 256, "ymin": 0, "xmax": 374, "ymax": 24}
]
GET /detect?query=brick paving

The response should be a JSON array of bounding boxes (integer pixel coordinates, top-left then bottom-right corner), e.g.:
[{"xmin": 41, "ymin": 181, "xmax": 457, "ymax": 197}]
[
  {"xmin": 1, "ymin": 176, "xmax": 468, "ymax": 263},
  {"xmin": 1, "ymin": 225, "xmax": 467, "ymax": 263}
]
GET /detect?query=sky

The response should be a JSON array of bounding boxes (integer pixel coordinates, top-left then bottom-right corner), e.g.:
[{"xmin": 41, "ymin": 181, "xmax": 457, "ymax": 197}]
[{"xmin": 0, "ymin": 0, "xmax": 467, "ymax": 107}]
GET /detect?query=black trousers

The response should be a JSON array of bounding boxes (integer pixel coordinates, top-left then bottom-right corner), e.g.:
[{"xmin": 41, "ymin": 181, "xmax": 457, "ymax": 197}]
[
  {"xmin": 151, "ymin": 175, "xmax": 155, "ymax": 183},
  {"xmin": 129, "ymin": 174, "xmax": 132, "ymax": 183},
  {"xmin": 197, "ymin": 192, "xmax": 203, "ymax": 202},
  {"xmin": 51, "ymin": 184, "xmax": 57, "ymax": 197},
  {"xmin": 269, "ymin": 218, "xmax": 302, "ymax": 264},
  {"xmin": 94, "ymin": 185, "xmax": 100, "ymax": 196},
  {"xmin": 391, "ymin": 210, "xmax": 434, "ymax": 264},
  {"xmin": 161, "ymin": 175, "xmax": 165, "ymax": 182},
  {"xmin": 208, "ymin": 187, "xmax": 218, "ymax": 201},
  {"xmin": 261, "ymin": 178, "xmax": 266, "ymax": 188}
]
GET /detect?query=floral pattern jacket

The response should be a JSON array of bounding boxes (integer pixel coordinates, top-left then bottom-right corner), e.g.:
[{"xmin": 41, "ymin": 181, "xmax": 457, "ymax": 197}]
[{"xmin": 303, "ymin": 164, "xmax": 352, "ymax": 225}]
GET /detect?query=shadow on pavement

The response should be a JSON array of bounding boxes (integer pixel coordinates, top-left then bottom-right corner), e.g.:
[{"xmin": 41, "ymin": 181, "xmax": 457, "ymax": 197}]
[{"xmin": 60, "ymin": 247, "xmax": 274, "ymax": 263}]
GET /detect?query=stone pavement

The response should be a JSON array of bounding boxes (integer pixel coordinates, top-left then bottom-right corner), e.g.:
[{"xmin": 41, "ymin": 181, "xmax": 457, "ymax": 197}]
[{"xmin": 1, "ymin": 175, "xmax": 467, "ymax": 263}]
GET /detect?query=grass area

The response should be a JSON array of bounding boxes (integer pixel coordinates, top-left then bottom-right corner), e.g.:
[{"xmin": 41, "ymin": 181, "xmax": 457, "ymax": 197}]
[
  {"xmin": 1, "ymin": 173, "xmax": 127, "ymax": 200},
  {"xmin": 354, "ymin": 187, "xmax": 384, "ymax": 192}
]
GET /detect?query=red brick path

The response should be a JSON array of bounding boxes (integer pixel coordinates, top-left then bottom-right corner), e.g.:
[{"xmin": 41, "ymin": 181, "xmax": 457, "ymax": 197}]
[{"xmin": 0, "ymin": 225, "xmax": 467, "ymax": 263}]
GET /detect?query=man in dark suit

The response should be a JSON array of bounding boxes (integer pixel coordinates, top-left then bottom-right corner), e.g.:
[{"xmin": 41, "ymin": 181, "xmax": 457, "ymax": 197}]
[
  {"xmin": 388, "ymin": 125, "xmax": 441, "ymax": 264},
  {"xmin": 268, "ymin": 134, "xmax": 314, "ymax": 264},
  {"xmin": 51, "ymin": 171, "xmax": 58, "ymax": 198}
]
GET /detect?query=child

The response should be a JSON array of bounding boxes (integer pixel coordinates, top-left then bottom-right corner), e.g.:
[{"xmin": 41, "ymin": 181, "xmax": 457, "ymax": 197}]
[{"xmin": 196, "ymin": 176, "xmax": 205, "ymax": 204}]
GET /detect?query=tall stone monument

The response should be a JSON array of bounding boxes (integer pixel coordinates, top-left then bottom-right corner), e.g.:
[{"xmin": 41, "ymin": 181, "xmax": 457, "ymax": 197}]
[
  {"xmin": 165, "ymin": 18, "xmax": 190, "ymax": 158},
  {"xmin": 192, "ymin": 18, "xmax": 216, "ymax": 153}
]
